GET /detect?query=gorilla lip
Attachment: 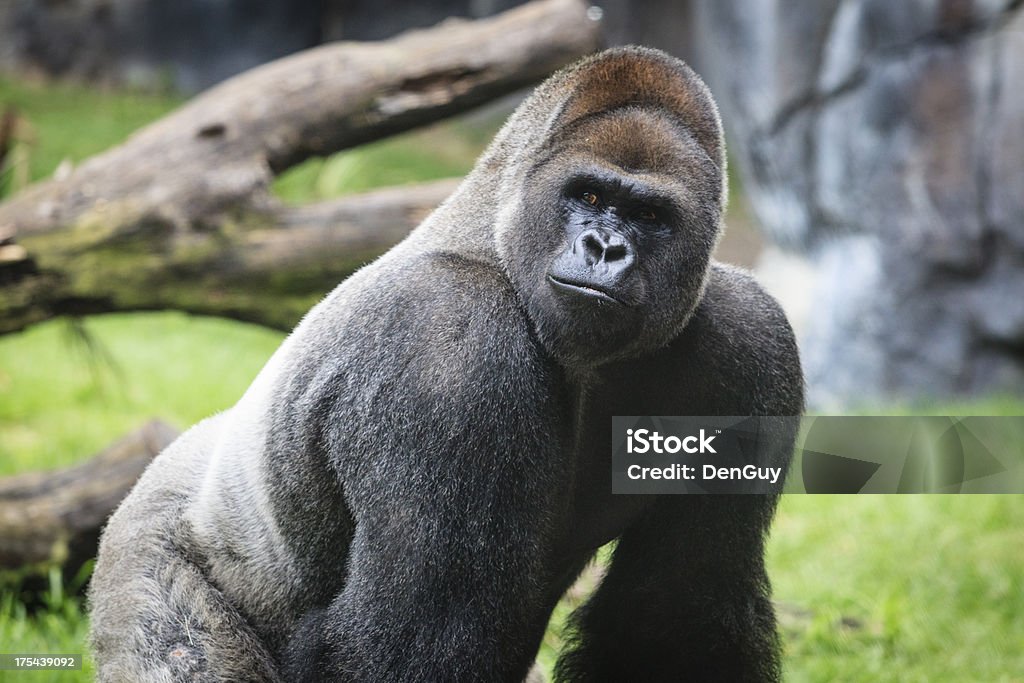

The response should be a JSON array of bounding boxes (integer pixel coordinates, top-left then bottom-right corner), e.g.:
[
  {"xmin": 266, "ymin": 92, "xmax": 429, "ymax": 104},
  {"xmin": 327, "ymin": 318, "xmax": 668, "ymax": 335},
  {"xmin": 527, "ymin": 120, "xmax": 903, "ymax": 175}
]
[{"xmin": 547, "ymin": 275, "xmax": 627, "ymax": 305}]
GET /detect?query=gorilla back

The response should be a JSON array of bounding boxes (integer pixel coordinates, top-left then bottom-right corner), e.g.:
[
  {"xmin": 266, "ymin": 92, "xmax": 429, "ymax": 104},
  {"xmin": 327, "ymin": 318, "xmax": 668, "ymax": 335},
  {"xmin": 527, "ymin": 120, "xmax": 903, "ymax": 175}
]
[{"xmin": 90, "ymin": 47, "xmax": 803, "ymax": 682}]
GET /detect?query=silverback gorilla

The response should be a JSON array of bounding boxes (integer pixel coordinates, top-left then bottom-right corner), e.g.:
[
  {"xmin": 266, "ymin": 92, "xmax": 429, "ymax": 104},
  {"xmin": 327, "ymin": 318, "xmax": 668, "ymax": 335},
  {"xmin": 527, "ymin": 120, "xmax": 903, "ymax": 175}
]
[{"xmin": 90, "ymin": 47, "xmax": 804, "ymax": 682}]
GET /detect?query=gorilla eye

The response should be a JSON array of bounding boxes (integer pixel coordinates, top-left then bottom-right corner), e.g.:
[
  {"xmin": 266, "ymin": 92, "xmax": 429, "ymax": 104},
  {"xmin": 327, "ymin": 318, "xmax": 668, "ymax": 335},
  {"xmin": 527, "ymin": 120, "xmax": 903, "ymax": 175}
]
[
  {"xmin": 581, "ymin": 191, "xmax": 600, "ymax": 206},
  {"xmin": 636, "ymin": 208, "xmax": 657, "ymax": 221}
]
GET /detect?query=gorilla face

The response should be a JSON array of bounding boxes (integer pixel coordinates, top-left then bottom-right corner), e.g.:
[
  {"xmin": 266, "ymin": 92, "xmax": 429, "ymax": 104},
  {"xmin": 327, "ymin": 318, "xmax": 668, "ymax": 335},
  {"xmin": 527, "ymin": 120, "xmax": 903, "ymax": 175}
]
[{"xmin": 502, "ymin": 107, "xmax": 724, "ymax": 369}]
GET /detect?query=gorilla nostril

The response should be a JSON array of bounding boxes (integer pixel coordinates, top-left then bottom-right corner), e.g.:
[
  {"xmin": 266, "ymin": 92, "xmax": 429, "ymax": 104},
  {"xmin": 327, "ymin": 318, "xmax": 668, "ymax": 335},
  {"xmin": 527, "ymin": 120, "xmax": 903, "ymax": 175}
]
[
  {"xmin": 581, "ymin": 233, "xmax": 605, "ymax": 264},
  {"xmin": 605, "ymin": 243, "xmax": 628, "ymax": 262}
]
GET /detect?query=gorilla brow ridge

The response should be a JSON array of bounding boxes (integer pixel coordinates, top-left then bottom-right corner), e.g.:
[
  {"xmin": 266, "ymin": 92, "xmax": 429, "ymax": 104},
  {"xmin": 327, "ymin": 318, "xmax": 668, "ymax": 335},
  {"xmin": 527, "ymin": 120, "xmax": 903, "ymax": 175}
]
[{"xmin": 542, "ymin": 106, "xmax": 717, "ymax": 176}]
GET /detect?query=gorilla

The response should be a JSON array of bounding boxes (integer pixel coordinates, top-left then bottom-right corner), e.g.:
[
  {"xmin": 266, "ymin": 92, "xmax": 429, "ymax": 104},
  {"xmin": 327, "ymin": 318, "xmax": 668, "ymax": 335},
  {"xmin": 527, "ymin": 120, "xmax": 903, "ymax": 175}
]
[{"xmin": 90, "ymin": 47, "xmax": 803, "ymax": 682}]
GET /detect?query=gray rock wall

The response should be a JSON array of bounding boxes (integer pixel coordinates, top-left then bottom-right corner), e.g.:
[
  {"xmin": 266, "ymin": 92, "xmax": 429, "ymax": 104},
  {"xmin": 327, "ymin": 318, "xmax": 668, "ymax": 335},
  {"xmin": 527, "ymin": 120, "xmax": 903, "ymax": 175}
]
[{"xmin": 694, "ymin": 0, "xmax": 1024, "ymax": 407}]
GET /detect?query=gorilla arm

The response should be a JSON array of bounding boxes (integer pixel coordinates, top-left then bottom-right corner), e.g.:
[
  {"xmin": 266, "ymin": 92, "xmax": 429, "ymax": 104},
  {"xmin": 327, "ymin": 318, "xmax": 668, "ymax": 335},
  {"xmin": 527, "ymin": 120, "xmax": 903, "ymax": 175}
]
[
  {"xmin": 282, "ymin": 254, "xmax": 573, "ymax": 682},
  {"xmin": 555, "ymin": 264, "xmax": 804, "ymax": 683}
]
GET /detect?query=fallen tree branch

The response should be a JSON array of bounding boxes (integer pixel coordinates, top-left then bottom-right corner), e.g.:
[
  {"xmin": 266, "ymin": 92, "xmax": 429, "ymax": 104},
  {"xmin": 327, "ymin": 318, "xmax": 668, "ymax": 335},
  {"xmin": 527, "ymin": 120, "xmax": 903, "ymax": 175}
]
[
  {"xmin": 0, "ymin": 420, "xmax": 180, "ymax": 571},
  {"xmin": 0, "ymin": 178, "xmax": 459, "ymax": 331},
  {"xmin": 0, "ymin": 0, "xmax": 600, "ymax": 334}
]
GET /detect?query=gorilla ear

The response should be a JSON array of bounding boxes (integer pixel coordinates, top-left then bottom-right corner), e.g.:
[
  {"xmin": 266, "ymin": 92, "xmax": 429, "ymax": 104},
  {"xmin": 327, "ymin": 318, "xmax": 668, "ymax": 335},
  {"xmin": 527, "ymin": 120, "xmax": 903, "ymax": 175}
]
[{"xmin": 553, "ymin": 47, "xmax": 725, "ymax": 171}]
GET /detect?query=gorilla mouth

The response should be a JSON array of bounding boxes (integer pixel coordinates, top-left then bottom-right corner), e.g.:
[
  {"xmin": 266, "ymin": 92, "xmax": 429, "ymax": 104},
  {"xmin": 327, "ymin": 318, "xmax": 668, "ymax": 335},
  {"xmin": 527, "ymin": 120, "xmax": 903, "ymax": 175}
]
[{"xmin": 547, "ymin": 275, "xmax": 627, "ymax": 305}]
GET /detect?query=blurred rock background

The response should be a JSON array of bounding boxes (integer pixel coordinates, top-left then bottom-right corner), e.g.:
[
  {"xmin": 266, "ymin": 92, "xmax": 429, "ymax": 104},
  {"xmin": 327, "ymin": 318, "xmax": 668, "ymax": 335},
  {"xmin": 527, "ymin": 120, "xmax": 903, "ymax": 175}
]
[{"xmin": 8, "ymin": 0, "xmax": 1019, "ymax": 408}]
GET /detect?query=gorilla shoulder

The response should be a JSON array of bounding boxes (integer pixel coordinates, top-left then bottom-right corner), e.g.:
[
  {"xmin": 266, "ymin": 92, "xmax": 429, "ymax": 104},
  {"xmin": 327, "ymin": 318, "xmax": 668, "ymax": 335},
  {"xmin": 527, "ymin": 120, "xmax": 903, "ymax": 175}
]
[
  {"xmin": 681, "ymin": 262, "xmax": 804, "ymax": 416},
  {"xmin": 342, "ymin": 250, "xmax": 552, "ymax": 393},
  {"xmin": 388, "ymin": 251, "xmax": 532, "ymax": 341}
]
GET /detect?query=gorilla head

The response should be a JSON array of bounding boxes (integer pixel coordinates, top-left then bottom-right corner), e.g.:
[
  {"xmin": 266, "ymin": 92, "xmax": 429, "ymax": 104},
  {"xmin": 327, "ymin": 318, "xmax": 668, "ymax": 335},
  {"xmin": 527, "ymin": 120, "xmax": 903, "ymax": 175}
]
[{"xmin": 489, "ymin": 48, "xmax": 727, "ymax": 368}]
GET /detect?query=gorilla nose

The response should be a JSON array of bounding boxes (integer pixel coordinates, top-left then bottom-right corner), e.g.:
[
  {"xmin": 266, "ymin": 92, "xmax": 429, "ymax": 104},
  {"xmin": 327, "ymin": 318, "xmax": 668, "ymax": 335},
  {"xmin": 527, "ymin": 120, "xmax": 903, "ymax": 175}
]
[{"xmin": 574, "ymin": 228, "xmax": 635, "ymax": 275}]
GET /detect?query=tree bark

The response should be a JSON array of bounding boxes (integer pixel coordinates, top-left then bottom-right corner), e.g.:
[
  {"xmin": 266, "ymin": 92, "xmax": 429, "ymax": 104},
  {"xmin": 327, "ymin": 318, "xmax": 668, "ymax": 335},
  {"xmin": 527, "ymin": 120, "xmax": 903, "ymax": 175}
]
[
  {"xmin": 0, "ymin": 0, "xmax": 601, "ymax": 334},
  {"xmin": 0, "ymin": 420, "xmax": 180, "ymax": 571},
  {"xmin": 0, "ymin": 179, "xmax": 460, "ymax": 331}
]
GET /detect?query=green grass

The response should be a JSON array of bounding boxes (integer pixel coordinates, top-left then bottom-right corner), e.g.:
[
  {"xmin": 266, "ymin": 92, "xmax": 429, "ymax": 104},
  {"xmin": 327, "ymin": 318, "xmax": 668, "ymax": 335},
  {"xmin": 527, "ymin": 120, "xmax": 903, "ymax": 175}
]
[
  {"xmin": 272, "ymin": 111, "xmax": 502, "ymax": 203},
  {"xmin": 0, "ymin": 570, "xmax": 94, "ymax": 682},
  {"xmin": 0, "ymin": 78, "xmax": 182, "ymax": 194},
  {"xmin": 0, "ymin": 313, "xmax": 284, "ymax": 476},
  {"xmin": 771, "ymin": 495, "xmax": 1024, "ymax": 683}
]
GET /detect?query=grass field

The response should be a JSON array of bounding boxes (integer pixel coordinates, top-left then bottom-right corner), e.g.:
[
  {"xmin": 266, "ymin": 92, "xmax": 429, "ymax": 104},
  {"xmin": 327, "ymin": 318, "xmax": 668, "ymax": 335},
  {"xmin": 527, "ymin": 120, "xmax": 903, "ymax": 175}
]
[
  {"xmin": 2, "ymin": 77, "xmax": 1023, "ymax": 682},
  {"xmin": 0, "ymin": 78, "xmax": 181, "ymax": 197}
]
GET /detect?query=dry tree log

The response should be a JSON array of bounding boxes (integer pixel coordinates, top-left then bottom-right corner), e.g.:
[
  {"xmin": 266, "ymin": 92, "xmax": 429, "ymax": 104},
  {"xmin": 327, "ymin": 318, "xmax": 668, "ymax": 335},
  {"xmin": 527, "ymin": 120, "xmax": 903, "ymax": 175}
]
[
  {"xmin": 0, "ymin": 0, "xmax": 601, "ymax": 334},
  {"xmin": 0, "ymin": 179, "xmax": 461, "ymax": 331},
  {"xmin": 0, "ymin": 420, "xmax": 180, "ymax": 571},
  {"xmin": 0, "ymin": 106, "xmax": 16, "ymax": 176}
]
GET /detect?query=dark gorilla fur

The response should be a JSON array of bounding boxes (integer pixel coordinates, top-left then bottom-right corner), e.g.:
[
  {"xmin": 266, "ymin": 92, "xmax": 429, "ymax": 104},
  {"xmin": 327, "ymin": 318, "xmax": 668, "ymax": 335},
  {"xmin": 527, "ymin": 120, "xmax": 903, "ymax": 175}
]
[{"xmin": 89, "ymin": 47, "xmax": 803, "ymax": 682}]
